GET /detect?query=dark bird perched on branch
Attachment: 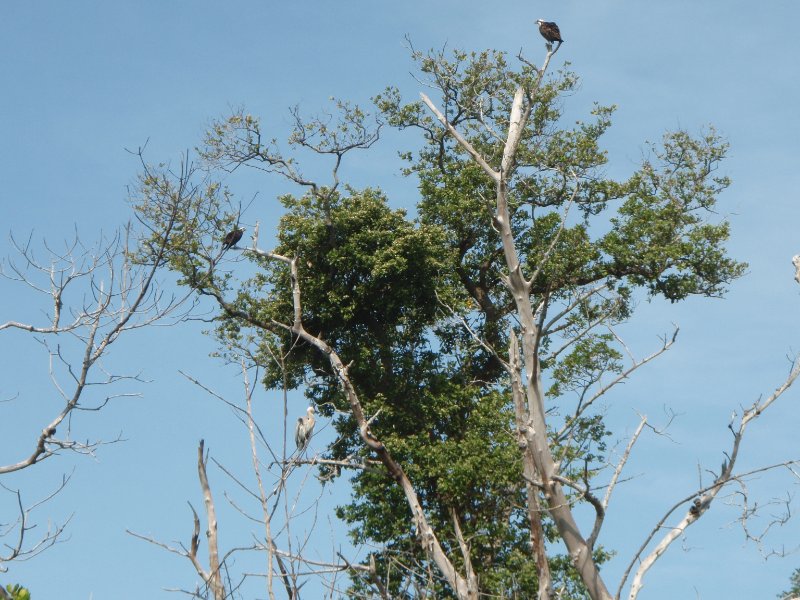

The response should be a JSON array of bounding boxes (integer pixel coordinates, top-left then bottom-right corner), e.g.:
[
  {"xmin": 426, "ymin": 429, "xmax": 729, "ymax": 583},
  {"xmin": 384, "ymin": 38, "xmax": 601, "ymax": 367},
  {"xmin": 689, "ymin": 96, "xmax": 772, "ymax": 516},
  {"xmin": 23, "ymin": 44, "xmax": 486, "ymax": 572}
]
[
  {"xmin": 222, "ymin": 226, "xmax": 245, "ymax": 251},
  {"xmin": 689, "ymin": 497, "xmax": 702, "ymax": 516},
  {"xmin": 536, "ymin": 19, "xmax": 563, "ymax": 46},
  {"xmin": 295, "ymin": 406, "xmax": 316, "ymax": 450}
]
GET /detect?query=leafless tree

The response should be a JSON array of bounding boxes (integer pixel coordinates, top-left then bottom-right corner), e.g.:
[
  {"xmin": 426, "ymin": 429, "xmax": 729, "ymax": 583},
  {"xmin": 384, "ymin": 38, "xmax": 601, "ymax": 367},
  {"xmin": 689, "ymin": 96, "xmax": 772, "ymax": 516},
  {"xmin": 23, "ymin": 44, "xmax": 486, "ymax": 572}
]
[{"xmin": 0, "ymin": 220, "xmax": 190, "ymax": 579}]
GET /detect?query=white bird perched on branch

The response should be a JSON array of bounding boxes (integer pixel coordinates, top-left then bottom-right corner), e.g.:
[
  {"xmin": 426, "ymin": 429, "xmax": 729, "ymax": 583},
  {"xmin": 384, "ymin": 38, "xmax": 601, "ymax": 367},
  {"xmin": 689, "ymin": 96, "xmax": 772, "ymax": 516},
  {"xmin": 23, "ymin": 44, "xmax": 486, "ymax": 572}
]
[{"xmin": 295, "ymin": 406, "xmax": 316, "ymax": 450}]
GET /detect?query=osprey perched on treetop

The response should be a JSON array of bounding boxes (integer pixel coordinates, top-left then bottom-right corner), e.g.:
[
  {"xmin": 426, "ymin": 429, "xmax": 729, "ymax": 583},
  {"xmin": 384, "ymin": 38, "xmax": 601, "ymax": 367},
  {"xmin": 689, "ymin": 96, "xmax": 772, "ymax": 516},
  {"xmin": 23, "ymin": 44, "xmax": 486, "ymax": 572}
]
[
  {"xmin": 222, "ymin": 226, "xmax": 245, "ymax": 251},
  {"xmin": 536, "ymin": 19, "xmax": 563, "ymax": 44}
]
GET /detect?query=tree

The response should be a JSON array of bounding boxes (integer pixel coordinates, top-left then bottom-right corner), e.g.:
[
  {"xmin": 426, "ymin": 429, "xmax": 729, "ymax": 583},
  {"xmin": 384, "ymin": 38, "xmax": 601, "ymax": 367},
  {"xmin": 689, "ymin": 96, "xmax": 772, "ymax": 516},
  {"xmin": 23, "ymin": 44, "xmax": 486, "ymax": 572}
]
[
  {"xmin": 0, "ymin": 223, "xmax": 188, "ymax": 590},
  {"xmin": 133, "ymin": 41, "xmax": 799, "ymax": 600}
]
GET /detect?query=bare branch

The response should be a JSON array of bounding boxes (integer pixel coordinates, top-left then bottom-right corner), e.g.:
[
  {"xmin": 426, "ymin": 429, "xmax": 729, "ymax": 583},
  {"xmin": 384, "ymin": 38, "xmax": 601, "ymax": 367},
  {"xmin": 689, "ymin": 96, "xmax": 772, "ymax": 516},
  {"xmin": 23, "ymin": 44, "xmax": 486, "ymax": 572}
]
[
  {"xmin": 0, "ymin": 224, "xmax": 190, "ymax": 477},
  {"xmin": 450, "ymin": 508, "xmax": 478, "ymax": 597},
  {"xmin": 622, "ymin": 355, "xmax": 800, "ymax": 600},
  {"xmin": 419, "ymin": 92, "xmax": 500, "ymax": 182},
  {"xmin": 604, "ymin": 417, "xmax": 647, "ymax": 511},
  {"xmin": 197, "ymin": 440, "xmax": 226, "ymax": 600},
  {"xmin": 0, "ymin": 476, "xmax": 72, "ymax": 572},
  {"xmin": 509, "ymin": 330, "xmax": 553, "ymax": 599}
]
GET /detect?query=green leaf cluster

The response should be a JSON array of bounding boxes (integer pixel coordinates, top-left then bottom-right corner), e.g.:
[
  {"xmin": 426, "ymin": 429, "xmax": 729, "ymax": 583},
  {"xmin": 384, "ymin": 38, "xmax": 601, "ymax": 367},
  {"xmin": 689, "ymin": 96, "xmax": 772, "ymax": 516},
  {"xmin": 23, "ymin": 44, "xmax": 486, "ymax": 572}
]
[{"xmin": 5, "ymin": 584, "xmax": 31, "ymax": 600}]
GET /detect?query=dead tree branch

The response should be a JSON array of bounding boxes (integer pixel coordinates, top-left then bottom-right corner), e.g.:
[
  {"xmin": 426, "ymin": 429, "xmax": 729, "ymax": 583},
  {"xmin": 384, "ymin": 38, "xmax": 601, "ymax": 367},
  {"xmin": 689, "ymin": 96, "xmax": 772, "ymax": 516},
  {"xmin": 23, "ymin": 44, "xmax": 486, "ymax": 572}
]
[
  {"xmin": 0, "ymin": 221, "xmax": 190, "ymax": 572},
  {"xmin": 621, "ymin": 356, "xmax": 800, "ymax": 600},
  {"xmin": 197, "ymin": 440, "xmax": 226, "ymax": 600}
]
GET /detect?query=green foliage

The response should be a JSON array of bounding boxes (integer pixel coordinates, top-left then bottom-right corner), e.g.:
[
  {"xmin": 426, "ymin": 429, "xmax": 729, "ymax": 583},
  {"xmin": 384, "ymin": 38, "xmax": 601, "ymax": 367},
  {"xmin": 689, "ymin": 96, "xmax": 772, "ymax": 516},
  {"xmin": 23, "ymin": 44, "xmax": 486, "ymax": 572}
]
[
  {"xmin": 602, "ymin": 130, "xmax": 743, "ymax": 301},
  {"xmin": 5, "ymin": 584, "xmax": 31, "ymax": 600},
  {"xmin": 224, "ymin": 187, "xmax": 449, "ymax": 408},
  {"xmin": 778, "ymin": 568, "xmax": 800, "ymax": 599},
  {"xmin": 134, "ymin": 44, "xmax": 745, "ymax": 600},
  {"xmin": 339, "ymin": 388, "xmax": 531, "ymax": 597}
]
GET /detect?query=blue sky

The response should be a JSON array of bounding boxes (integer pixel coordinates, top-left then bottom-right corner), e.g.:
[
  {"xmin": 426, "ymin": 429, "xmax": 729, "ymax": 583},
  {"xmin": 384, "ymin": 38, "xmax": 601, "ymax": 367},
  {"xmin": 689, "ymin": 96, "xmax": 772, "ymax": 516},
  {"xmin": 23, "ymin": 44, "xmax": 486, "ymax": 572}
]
[{"xmin": 1, "ymin": 1, "xmax": 799, "ymax": 598}]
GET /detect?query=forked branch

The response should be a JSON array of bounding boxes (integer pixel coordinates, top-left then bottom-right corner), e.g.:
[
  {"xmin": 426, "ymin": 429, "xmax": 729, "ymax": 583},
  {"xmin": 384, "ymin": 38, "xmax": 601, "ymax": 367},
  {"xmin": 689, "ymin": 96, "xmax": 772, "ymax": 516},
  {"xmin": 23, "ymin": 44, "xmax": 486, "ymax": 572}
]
[{"xmin": 621, "ymin": 356, "xmax": 800, "ymax": 600}]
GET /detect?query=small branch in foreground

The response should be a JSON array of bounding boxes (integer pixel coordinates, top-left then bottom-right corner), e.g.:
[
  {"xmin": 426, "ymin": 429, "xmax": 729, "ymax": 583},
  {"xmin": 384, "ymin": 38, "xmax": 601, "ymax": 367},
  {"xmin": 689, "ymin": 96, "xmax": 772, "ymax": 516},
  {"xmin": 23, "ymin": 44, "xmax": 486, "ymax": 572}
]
[{"xmin": 127, "ymin": 441, "xmax": 228, "ymax": 600}]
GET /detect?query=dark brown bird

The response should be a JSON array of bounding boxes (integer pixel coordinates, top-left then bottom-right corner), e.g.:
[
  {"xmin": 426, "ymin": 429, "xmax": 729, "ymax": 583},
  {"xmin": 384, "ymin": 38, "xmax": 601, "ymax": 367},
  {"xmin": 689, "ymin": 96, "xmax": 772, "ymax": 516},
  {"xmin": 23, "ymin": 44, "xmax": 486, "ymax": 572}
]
[
  {"xmin": 536, "ymin": 19, "xmax": 563, "ymax": 44},
  {"xmin": 222, "ymin": 226, "xmax": 245, "ymax": 250}
]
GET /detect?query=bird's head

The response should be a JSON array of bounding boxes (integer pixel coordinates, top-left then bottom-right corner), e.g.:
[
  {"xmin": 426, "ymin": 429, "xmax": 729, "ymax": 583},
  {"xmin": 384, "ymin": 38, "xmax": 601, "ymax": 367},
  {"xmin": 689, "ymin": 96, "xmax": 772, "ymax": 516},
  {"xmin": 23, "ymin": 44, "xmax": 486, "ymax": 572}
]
[
  {"xmin": 536, "ymin": 19, "xmax": 544, "ymax": 25},
  {"xmin": 307, "ymin": 406, "xmax": 315, "ymax": 415}
]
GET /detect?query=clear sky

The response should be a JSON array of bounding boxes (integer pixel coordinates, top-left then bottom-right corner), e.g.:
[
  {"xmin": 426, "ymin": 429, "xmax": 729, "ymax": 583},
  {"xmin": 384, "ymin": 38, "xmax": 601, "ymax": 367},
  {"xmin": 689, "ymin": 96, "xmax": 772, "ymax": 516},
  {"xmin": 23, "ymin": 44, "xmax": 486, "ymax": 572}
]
[{"xmin": 1, "ymin": 2, "xmax": 799, "ymax": 598}]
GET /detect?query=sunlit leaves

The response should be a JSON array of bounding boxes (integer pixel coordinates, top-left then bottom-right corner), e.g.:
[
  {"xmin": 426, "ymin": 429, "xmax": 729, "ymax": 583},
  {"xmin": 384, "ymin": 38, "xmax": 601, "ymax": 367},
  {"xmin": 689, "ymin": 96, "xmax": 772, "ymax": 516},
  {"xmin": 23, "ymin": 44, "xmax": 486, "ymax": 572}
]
[{"xmin": 5, "ymin": 584, "xmax": 31, "ymax": 600}]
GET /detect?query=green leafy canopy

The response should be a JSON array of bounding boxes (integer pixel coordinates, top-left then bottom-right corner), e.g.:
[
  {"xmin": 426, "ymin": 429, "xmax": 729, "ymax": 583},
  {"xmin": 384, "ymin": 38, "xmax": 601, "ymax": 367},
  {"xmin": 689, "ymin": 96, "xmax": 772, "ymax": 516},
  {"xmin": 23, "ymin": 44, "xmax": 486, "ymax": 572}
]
[{"xmin": 134, "ymin": 45, "xmax": 744, "ymax": 599}]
